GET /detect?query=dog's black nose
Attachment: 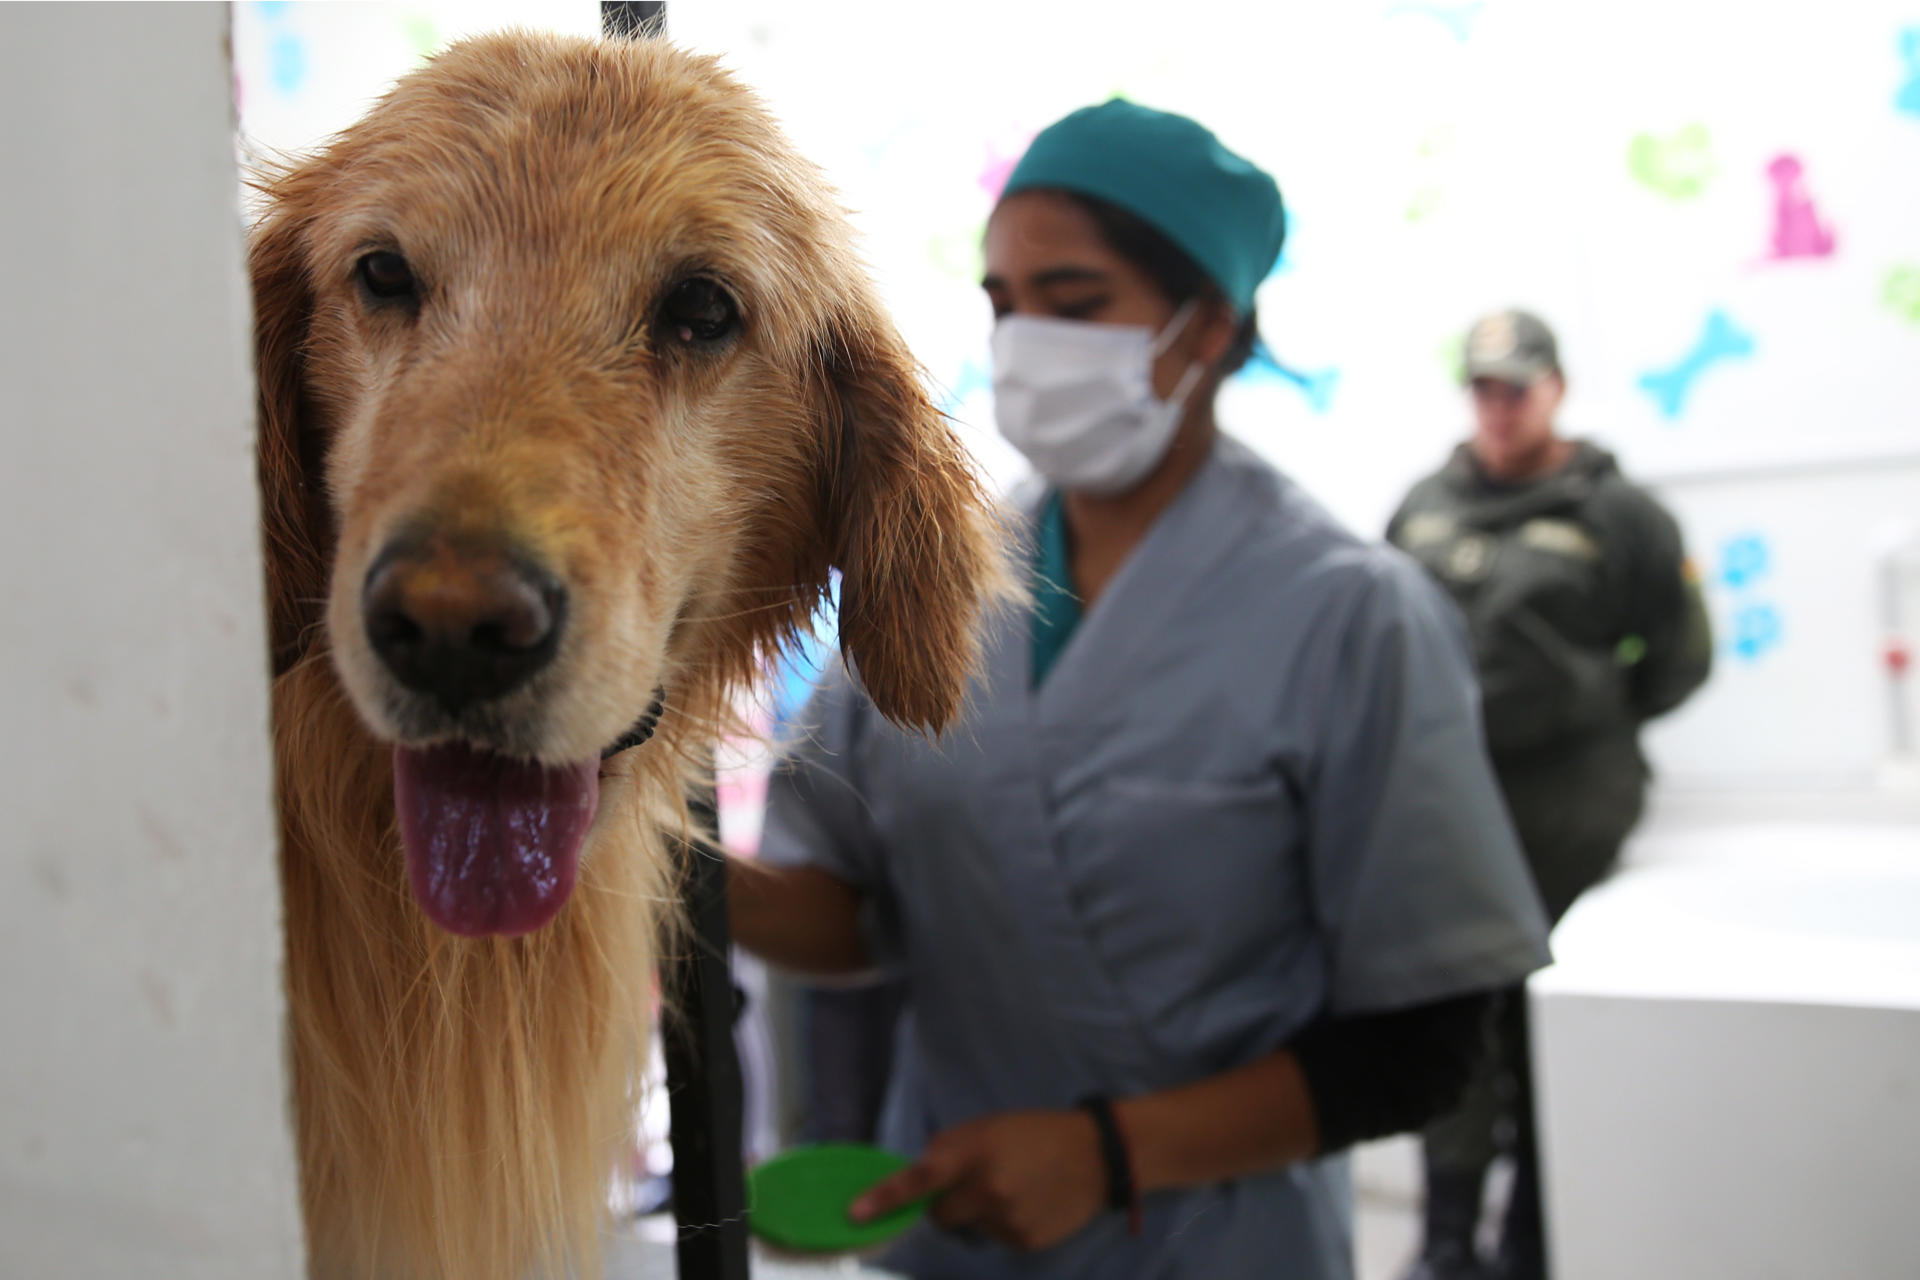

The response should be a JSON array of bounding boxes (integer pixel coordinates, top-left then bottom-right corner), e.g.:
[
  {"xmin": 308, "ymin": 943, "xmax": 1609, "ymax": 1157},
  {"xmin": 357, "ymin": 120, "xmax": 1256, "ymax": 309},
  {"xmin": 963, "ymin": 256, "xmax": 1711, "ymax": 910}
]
[{"xmin": 362, "ymin": 537, "xmax": 566, "ymax": 713}]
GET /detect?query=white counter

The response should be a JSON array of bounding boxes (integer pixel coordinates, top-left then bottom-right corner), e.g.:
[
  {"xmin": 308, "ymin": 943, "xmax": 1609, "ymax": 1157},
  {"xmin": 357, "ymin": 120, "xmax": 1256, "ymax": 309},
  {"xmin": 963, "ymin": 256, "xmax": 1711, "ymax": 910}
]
[{"xmin": 1530, "ymin": 816, "xmax": 1920, "ymax": 1280}]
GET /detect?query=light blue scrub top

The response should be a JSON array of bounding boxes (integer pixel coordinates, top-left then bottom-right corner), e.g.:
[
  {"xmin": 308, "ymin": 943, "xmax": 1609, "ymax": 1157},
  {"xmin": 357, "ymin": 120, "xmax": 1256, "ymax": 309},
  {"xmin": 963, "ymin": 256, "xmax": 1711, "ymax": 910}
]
[{"xmin": 761, "ymin": 437, "xmax": 1550, "ymax": 1280}]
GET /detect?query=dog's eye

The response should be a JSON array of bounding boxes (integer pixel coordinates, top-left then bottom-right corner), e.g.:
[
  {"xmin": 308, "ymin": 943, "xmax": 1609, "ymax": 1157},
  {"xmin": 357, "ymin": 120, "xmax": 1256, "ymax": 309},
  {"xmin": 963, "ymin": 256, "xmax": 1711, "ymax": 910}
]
[
  {"xmin": 659, "ymin": 278, "xmax": 740, "ymax": 346},
  {"xmin": 356, "ymin": 251, "xmax": 418, "ymax": 303}
]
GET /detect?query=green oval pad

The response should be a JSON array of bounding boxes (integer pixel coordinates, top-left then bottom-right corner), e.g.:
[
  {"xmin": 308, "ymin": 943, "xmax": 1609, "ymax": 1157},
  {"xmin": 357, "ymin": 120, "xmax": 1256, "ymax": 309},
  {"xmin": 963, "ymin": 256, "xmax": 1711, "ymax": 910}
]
[{"xmin": 746, "ymin": 1142, "xmax": 928, "ymax": 1253}]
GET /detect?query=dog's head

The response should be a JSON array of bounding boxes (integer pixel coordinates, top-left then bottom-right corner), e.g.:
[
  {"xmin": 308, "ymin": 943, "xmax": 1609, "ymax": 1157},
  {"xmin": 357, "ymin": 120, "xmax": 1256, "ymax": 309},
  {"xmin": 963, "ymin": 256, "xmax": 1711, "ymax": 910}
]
[{"xmin": 253, "ymin": 34, "xmax": 1003, "ymax": 937}]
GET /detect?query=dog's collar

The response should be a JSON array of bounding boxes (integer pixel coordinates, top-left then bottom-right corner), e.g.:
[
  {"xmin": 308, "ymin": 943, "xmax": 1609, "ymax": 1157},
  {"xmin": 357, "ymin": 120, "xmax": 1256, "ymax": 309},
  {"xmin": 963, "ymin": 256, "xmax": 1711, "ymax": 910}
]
[{"xmin": 601, "ymin": 689, "xmax": 667, "ymax": 759}]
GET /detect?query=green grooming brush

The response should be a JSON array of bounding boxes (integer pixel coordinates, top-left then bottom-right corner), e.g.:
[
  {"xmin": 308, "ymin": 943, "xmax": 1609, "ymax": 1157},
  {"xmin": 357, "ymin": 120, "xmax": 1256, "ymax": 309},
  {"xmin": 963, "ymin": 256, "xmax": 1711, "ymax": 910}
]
[{"xmin": 746, "ymin": 1143, "xmax": 929, "ymax": 1253}]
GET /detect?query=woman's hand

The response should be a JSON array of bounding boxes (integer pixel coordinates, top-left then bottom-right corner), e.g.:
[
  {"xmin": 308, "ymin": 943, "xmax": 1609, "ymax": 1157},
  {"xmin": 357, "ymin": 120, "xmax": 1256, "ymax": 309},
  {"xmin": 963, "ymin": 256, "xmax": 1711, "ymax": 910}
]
[{"xmin": 850, "ymin": 1109, "xmax": 1108, "ymax": 1252}]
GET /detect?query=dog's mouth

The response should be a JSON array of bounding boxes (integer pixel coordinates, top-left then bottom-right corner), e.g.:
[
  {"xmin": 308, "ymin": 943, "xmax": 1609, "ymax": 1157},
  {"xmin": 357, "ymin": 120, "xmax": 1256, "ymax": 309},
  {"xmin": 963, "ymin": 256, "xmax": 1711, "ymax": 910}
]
[
  {"xmin": 392, "ymin": 694, "xmax": 666, "ymax": 938},
  {"xmin": 598, "ymin": 691, "xmax": 665, "ymax": 759}
]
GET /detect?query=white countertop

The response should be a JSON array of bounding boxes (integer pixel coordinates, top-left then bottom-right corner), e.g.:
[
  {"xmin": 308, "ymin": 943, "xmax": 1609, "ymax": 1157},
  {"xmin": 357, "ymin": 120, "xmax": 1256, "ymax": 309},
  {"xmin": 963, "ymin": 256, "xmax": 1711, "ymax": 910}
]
[{"xmin": 1534, "ymin": 817, "xmax": 1920, "ymax": 1010}]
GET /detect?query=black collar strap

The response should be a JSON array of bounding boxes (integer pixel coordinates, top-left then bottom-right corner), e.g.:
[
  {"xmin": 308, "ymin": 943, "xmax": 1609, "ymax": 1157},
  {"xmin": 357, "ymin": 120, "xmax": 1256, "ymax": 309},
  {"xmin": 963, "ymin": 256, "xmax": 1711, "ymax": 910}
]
[{"xmin": 601, "ymin": 689, "xmax": 666, "ymax": 759}]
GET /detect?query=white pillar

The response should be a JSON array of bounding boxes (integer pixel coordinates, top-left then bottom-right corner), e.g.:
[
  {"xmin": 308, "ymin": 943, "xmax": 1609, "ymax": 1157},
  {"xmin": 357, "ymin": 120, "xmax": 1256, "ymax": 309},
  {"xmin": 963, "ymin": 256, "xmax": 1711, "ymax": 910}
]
[{"xmin": 0, "ymin": 3, "xmax": 305, "ymax": 1276}]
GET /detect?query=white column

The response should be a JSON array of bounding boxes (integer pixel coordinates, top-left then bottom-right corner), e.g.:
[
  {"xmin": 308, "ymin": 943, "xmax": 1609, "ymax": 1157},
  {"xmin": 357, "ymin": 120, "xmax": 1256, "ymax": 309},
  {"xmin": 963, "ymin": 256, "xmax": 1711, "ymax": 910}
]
[{"xmin": 0, "ymin": 3, "xmax": 305, "ymax": 1276}]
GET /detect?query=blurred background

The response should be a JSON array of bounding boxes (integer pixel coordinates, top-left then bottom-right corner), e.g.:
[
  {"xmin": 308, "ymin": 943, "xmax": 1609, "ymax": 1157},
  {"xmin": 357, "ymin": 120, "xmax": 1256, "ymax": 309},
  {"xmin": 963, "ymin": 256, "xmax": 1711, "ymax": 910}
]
[
  {"xmin": 230, "ymin": 0, "xmax": 1920, "ymax": 797},
  {"xmin": 2, "ymin": 3, "xmax": 1915, "ymax": 1278},
  {"xmin": 225, "ymin": 5, "xmax": 1920, "ymax": 1275}
]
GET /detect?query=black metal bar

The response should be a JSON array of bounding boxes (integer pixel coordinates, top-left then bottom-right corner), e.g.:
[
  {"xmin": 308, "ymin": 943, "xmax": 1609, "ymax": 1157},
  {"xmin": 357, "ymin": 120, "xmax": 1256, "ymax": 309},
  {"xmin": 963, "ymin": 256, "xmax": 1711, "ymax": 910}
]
[
  {"xmin": 661, "ymin": 803, "xmax": 751, "ymax": 1280},
  {"xmin": 601, "ymin": 8, "xmax": 750, "ymax": 1275},
  {"xmin": 602, "ymin": 1, "xmax": 667, "ymax": 41}
]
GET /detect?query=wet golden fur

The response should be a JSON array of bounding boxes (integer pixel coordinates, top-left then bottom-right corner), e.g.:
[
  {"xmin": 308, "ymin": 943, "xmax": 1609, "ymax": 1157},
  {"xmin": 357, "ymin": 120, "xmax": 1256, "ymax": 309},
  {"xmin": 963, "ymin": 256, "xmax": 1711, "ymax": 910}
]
[{"xmin": 252, "ymin": 33, "xmax": 1006, "ymax": 1279}]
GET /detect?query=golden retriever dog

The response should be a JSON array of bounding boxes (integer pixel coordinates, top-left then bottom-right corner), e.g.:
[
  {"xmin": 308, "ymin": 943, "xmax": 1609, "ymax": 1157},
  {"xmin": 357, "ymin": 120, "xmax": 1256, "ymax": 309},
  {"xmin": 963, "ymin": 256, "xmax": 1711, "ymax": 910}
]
[{"xmin": 252, "ymin": 32, "xmax": 1004, "ymax": 1280}]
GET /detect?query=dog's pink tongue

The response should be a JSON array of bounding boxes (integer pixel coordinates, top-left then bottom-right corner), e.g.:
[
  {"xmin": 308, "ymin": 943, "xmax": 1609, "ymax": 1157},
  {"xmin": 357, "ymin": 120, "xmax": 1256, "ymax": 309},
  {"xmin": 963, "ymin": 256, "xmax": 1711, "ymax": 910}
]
[{"xmin": 393, "ymin": 745, "xmax": 599, "ymax": 938}]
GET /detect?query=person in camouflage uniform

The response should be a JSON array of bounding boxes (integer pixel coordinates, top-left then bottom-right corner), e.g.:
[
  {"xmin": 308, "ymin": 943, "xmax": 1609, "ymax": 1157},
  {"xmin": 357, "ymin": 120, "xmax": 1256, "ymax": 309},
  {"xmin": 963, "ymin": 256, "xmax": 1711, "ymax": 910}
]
[{"xmin": 1388, "ymin": 310, "xmax": 1714, "ymax": 1280}]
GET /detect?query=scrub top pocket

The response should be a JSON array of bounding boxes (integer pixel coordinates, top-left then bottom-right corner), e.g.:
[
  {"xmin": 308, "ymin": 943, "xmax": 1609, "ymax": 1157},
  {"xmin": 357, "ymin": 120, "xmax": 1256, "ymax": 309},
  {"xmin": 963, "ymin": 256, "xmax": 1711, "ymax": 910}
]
[{"xmin": 1058, "ymin": 771, "xmax": 1317, "ymax": 1063}]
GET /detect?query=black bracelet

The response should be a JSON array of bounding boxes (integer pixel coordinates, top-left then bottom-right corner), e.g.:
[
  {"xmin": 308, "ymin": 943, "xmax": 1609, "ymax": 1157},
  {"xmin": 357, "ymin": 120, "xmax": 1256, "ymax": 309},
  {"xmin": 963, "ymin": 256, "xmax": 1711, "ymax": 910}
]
[{"xmin": 1076, "ymin": 1094, "xmax": 1142, "ymax": 1237}]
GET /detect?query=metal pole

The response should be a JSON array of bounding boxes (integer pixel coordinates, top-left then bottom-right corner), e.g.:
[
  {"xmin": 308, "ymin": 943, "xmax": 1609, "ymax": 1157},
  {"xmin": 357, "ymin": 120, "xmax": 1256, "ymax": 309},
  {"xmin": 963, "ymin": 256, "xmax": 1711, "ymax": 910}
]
[
  {"xmin": 603, "ymin": 2, "xmax": 667, "ymax": 40},
  {"xmin": 662, "ymin": 793, "xmax": 751, "ymax": 1280},
  {"xmin": 596, "ymin": 14, "xmax": 751, "ymax": 1278}
]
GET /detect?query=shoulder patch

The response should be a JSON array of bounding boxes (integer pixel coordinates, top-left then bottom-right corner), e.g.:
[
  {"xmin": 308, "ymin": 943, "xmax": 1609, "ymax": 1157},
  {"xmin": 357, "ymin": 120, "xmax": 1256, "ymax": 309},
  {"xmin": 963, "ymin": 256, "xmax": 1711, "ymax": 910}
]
[
  {"xmin": 1398, "ymin": 511, "xmax": 1457, "ymax": 549},
  {"xmin": 1518, "ymin": 518, "xmax": 1602, "ymax": 562}
]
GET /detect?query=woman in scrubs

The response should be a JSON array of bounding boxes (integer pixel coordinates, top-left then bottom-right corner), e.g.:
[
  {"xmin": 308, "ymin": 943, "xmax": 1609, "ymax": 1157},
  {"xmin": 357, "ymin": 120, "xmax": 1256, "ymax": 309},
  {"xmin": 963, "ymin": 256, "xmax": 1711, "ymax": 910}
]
[{"xmin": 729, "ymin": 100, "xmax": 1550, "ymax": 1279}]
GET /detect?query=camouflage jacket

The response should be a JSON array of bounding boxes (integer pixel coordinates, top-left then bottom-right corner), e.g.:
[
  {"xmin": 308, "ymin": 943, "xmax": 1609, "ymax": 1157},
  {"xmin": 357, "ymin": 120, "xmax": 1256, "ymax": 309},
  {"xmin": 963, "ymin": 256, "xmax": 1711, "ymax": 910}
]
[{"xmin": 1388, "ymin": 441, "xmax": 1713, "ymax": 759}]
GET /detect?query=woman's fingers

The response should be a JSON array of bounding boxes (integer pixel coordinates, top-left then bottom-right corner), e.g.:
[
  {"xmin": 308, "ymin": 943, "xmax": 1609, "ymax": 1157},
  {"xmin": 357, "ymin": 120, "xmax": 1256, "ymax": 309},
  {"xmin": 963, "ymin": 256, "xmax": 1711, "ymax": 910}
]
[
  {"xmin": 928, "ymin": 1177, "xmax": 997, "ymax": 1234},
  {"xmin": 849, "ymin": 1145, "xmax": 966, "ymax": 1223}
]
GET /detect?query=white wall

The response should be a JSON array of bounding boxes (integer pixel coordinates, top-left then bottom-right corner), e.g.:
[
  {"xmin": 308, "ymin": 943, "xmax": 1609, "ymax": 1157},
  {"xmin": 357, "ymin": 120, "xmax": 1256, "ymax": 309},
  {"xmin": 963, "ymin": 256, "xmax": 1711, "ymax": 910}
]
[
  {"xmin": 0, "ymin": 4, "xmax": 305, "ymax": 1276},
  {"xmin": 1644, "ymin": 461, "xmax": 1920, "ymax": 788},
  {"xmin": 231, "ymin": 4, "xmax": 1920, "ymax": 794},
  {"xmin": 671, "ymin": 0, "xmax": 1920, "ymax": 794},
  {"xmin": 231, "ymin": 0, "xmax": 599, "ymax": 160}
]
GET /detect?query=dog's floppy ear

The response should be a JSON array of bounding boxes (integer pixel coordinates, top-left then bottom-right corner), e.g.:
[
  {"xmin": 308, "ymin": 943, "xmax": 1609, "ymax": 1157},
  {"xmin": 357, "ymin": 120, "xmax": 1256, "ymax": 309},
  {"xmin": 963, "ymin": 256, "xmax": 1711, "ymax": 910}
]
[
  {"xmin": 249, "ymin": 196, "xmax": 333, "ymax": 676},
  {"xmin": 818, "ymin": 291, "xmax": 1009, "ymax": 735}
]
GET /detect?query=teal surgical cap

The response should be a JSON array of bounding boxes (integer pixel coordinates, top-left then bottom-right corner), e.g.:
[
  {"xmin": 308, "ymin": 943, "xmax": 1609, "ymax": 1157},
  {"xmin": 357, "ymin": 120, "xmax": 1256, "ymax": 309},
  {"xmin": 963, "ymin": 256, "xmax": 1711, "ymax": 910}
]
[{"xmin": 1002, "ymin": 99, "xmax": 1286, "ymax": 314}]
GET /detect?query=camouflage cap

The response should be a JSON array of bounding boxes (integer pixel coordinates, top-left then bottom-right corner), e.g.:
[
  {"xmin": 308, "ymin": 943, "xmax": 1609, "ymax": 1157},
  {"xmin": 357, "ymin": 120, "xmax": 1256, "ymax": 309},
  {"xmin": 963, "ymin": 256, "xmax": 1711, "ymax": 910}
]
[{"xmin": 1463, "ymin": 309, "xmax": 1561, "ymax": 384}]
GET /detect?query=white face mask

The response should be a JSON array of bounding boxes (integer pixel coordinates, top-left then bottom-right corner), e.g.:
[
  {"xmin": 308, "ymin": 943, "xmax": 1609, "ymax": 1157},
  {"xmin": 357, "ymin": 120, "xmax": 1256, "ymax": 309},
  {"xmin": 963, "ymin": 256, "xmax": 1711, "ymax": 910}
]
[{"xmin": 990, "ymin": 302, "xmax": 1205, "ymax": 496}]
